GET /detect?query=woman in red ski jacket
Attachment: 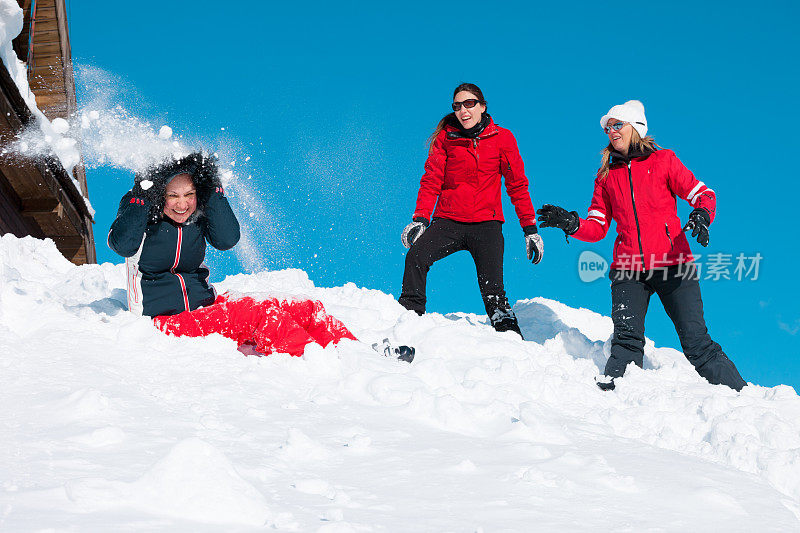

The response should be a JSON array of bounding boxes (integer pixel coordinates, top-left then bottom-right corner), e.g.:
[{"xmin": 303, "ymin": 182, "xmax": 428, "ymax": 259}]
[
  {"xmin": 537, "ymin": 100, "xmax": 746, "ymax": 391},
  {"xmin": 398, "ymin": 83, "xmax": 543, "ymax": 337},
  {"xmin": 108, "ymin": 153, "xmax": 357, "ymax": 358}
]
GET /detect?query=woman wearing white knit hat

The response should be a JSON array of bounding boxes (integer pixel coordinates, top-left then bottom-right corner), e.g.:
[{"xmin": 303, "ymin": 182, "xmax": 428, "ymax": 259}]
[{"xmin": 536, "ymin": 100, "xmax": 747, "ymax": 391}]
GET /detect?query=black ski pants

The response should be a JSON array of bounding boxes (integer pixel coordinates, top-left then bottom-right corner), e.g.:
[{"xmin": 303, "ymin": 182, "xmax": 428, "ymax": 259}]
[
  {"xmin": 606, "ymin": 264, "xmax": 746, "ymax": 391},
  {"xmin": 398, "ymin": 218, "xmax": 516, "ymax": 327}
]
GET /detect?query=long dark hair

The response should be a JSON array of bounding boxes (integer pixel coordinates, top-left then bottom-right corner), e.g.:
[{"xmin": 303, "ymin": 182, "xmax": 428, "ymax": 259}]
[{"xmin": 427, "ymin": 83, "xmax": 487, "ymax": 153}]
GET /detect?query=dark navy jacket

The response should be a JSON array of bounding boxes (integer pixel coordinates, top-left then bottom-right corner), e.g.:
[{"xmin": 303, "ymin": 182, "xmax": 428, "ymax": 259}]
[{"xmin": 108, "ymin": 190, "xmax": 240, "ymax": 317}]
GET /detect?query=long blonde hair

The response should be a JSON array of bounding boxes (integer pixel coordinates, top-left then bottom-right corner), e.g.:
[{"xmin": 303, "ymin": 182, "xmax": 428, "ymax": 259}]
[{"xmin": 598, "ymin": 128, "xmax": 660, "ymax": 180}]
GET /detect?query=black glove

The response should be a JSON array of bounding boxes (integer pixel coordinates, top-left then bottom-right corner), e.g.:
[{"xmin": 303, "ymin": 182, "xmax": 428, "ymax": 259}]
[
  {"xmin": 203, "ymin": 153, "xmax": 223, "ymax": 189},
  {"xmin": 536, "ymin": 204, "xmax": 580, "ymax": 235},
  {"xmin": 401, "ymin": 217, "xmax": 429, "ymax": 248},
  {"xmin": 683, "ymin": 208, "xmax": 711, "ymax": 247},
  {"xmin": 193, "ymin": 152, "xmax": 223, "ymax": 204},
  {"xmin": 131, "ymin": 174, "xmax": 161, "ymax": 205}
]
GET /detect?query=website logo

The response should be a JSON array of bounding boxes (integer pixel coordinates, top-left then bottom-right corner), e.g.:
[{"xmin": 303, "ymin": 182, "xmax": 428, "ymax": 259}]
[{"xmin": 578, "ymin": 251, "xmax": 608, "ymax": 283}]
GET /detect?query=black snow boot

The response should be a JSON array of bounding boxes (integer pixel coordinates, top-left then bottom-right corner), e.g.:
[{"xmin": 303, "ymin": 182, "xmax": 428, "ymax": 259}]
[
  {"xmin": 596, "ymin": 377, "xmax": 616, "ymax": 391},
  {"xmin": 485, "ymin": 294, "xmax": 523, "ymax": 339},
  {"xmin": 372, "ymin": 338, "xmax": 415, "ymax": 363}
]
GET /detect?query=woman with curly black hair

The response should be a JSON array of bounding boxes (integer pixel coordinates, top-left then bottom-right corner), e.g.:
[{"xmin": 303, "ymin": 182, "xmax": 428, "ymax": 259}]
[
  {"xmin": 107, "ymin": 153, "xmax": 364, "ymax": 358},
  {"xmin": 109, "ymin": 152, "xmax": 239, "ymax": 317}
]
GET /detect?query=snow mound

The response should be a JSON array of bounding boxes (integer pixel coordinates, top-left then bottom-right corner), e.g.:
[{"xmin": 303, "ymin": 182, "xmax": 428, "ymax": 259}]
[
  {"xmin": 132, "ymin": 438, "xmax": 272, "ymax": 525},
  {"xmin": 1, "ymin": 234, "xmax": 799, "ymax": 530},
  {"xmin": 63, "ymin": 438, "xmax": 273, "ymax": 526}
]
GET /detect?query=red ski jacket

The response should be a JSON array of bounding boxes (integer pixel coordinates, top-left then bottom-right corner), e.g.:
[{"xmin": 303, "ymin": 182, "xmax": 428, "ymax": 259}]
[
  {"xmin": 572, "ymin": 149, "xmax": 716, "ymax": 271},
  {"xmin": 413, "ymin": 118, "xmax": 537, "ymax": 228}
]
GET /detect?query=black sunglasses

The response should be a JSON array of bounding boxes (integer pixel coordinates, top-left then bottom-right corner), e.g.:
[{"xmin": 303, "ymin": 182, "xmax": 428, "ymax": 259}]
[{"xmin": 452, "ymin": 99, "xmax": 481, "ymax": 111}]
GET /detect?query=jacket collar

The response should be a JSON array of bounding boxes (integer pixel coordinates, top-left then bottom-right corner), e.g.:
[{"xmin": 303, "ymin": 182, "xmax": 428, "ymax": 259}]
[
  {"xmin": 610, "ymin": 145, "xmax": 656, "ymax": 166},
  {"xmin": 444, "ymin": 114, "xmax": 498, "ymax": 140}
]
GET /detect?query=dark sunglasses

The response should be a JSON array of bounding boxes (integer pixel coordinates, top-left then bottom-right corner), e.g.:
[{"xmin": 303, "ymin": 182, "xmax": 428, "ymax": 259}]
[{"xmin": 452, "ymin": 99, "xmax": 481, "ymax": 111}]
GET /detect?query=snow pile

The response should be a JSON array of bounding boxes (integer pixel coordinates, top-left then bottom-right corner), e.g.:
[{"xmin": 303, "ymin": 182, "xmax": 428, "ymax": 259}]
[
  {"xmin": 1, "ymin": 233, "xmax": 799, "ymax": 530},
  {"xmin": 64, "ymin": 438, "xmax": 275, "ymax": 526},
  {"xmin": 0, "ymin": 0, "xmax": 93, "ymax": 213}
]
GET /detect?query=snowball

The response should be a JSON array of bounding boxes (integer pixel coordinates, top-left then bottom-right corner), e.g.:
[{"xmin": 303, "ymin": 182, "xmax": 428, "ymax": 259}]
[
  {"xmin": 158, "ymin": 126, "xmax": 172, "ymax": 139},
  {"xmin": 55, "ymin": 137, "xmax": 77, "ymax": 150},
  {"xmin": 139, "ymin": 180, "xmax": 154, "ymax": 190},
  {"xmin": 51, "ymin": 117, "xmax": 69, "ymax": 134}
]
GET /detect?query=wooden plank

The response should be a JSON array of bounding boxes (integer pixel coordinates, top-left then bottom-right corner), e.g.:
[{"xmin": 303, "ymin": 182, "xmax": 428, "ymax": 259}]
[
  {"xmin": 32, "ymin": 19, "xmax": 59, "ymax": 33},
  {"xmin": 51, "ymin": 234, "xmax": 84, "ymax": 260},
  {"xmin": 0, "ymin": 169, "xmax": 24, "ymax": 209},
  {"xmin": 25, "ymin": 42, "xmax": 61, "ymax": 55},
  {"xmin": 30, "ymin": 70, "xmax": 64, "ymax": 79},
  {"xmin": 30, "ymin": 51, "xmax": 64, "ymax": 60},
  {"xmin": 30, "ymin": 71, "xmax": 65, "ymax": 81},
  {"xmin": 30, "ymin": 63, "xmax": 63, "ymax": 74},
  {"xmin": 21, "ymin": 197, "xmax": 59, "ymax": 213},
  {"xmin": 0, "ymin": 172, "xmax": 41, "ymax": 237},
  {"xmin": 33, "ymin": 94, "xmax": 68, "ymax": 107},
  {"xmin": 30, "ymin": 91, "xmax": 68, "ymax": 100},
  {"xmin": 0, "ymin": 164, "xmax": 42, "ymax": 200},
  {"xmin": 30, "ymin": 78, "xmax": 66, "ymax": 89},
  {"xmin": 38, "ymin": 161, "xmax": 85, "ymax": 230},
  {"xmin": 31, "ymin": 29, "xmax": 60, "ymax": 39}
]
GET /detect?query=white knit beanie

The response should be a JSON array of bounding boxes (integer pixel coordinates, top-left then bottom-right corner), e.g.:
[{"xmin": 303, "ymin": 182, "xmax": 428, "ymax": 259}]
[{"xmin": 600, "ymin": 100, "xmax": 648, "ymax": 138}]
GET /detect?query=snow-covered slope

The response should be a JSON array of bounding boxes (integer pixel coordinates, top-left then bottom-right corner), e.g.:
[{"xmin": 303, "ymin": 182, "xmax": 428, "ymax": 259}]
[{"xmin": 1, "ymin": 234, "xmax": 799, "ymax": 531}]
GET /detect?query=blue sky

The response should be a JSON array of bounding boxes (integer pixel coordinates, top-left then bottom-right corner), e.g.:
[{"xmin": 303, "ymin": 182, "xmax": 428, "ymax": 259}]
[{"xmin": 68, "ymin": 1, "xmax": 799, "ymax": 389}]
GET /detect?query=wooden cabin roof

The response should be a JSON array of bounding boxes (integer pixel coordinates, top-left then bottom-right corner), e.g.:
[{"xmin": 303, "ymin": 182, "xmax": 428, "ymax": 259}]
[{"xmin": 0, "ymin": 0, "xmax": 95, "ymax": 264}]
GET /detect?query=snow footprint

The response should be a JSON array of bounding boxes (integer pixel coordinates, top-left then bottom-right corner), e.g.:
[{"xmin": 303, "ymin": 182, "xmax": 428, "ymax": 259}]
[
  {"xmin": 67, "ymin": 426, "xmax": 126, "ymax": 447},
  {"xmin": 49, "ymin": 388, "xmax": 114, "ymax": 423},
  {"xmin": 278, "ymin": 428, "xmax": 336, "ymax": 462}
]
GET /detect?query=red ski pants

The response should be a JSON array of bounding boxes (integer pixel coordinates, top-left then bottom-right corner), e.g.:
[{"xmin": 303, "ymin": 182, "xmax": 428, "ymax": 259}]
[{"xmin": 153, "ymin": 294, "xmax": 356, "ymax": 357}]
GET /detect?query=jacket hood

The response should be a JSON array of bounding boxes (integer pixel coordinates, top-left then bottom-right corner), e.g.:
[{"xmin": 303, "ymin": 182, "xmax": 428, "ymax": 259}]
[{"xmin": 136, "ymin": 152, "xmax": 220, "ymax": 224}]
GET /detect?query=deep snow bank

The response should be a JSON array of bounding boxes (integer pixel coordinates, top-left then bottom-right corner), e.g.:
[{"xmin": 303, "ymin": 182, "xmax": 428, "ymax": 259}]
[{"xmin": 1, "ymin": 234, "xmax": 799, "ymax": 530}]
